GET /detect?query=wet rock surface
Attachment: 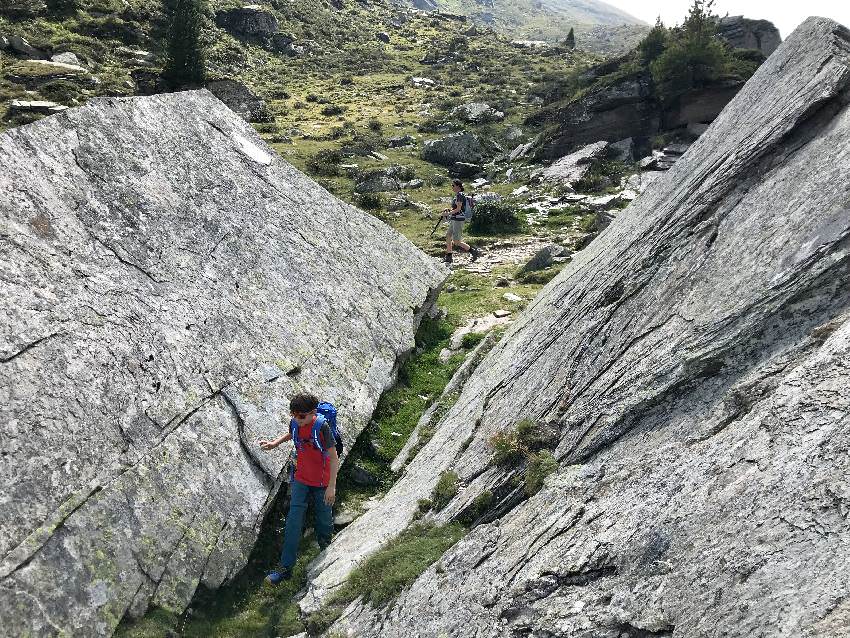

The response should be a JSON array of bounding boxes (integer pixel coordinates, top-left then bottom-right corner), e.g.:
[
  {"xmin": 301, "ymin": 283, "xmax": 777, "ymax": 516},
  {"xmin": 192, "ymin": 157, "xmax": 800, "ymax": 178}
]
[{"xmin": 0, "ymin": 91, "xmax": 444, "ymax": 636}]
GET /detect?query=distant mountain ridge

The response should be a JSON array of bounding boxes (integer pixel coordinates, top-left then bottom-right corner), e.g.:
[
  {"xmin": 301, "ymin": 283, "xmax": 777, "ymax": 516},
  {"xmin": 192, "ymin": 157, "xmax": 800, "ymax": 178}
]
[{"xmin": 399, "ymin": 0, "xmax": 649, "ymax": 52}]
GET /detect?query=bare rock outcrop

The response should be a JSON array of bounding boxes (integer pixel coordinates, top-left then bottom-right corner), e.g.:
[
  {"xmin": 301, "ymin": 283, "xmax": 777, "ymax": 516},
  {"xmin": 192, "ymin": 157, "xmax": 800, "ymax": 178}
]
[
  {"xmin": 0, "ymin": 90, "xmax": 444, "ymax": 636},
  {"xmin": 309, "ymin": 17, "xmax": 850, "ymax": 637},
  {"xmin": 717, "ymin": 15, "xmax": 782, "ymax": 56}
]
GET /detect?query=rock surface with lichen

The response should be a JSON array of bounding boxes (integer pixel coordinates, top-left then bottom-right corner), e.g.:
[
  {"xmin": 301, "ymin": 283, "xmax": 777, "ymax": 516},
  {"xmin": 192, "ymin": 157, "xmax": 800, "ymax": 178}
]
[
  {"xmin": 0, "ymin": 90, "xmax": 444, "ymax": 636},
  {"xmin": 309, "ymin": 18, "xmax": 850, "ymax": 637}
]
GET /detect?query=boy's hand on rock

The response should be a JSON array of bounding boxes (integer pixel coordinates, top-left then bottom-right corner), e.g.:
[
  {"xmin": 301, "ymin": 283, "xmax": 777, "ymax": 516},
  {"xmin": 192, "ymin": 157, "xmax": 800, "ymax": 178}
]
[
  {"xmin": 259, "ymin": 439, "xmax": 277, "ymax": 450},
  {"xmin": 324, "ymin": 486, "xmax": 336, "ymax": 506}
]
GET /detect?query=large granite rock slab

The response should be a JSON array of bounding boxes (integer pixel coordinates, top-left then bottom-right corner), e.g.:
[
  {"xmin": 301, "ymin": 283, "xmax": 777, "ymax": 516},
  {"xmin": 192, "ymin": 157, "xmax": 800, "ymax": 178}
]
[
  {"xmin": 0, "ymin": 90, "xmax": 444, "ymax": 636},
  {"xmin": 309, "ymin": 18, "xmax": 850, "ymax": 637}
]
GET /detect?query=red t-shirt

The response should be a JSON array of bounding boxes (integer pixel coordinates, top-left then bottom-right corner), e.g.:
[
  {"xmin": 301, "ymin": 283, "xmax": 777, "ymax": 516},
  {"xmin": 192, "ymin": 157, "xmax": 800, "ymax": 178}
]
[{"xmin": 293, "ymin": 417, "xmax": 333, "ymax": 487}]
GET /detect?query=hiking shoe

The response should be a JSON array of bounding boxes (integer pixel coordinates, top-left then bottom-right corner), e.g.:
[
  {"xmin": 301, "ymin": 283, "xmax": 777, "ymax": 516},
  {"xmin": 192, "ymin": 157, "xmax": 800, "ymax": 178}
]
[
  {"xmin": 470, "ymin": 246, "xmax": 481, "ymax": 262},
  {"xmin": 266, "ymin": 567, "xmax": 293, "ymax": 585},
  {"xmin": 443, "ymin": 253, "xmax": 453, "ymax": 264}
]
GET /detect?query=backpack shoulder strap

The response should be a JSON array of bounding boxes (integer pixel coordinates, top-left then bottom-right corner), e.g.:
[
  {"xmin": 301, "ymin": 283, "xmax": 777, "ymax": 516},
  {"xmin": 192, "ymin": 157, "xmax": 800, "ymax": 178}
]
[
  {"xmin": 290, "ymin": 417, "xmax": 300, "ymax": 450},
  {"xmin": 311, "ymin": 414, "xmax": 328, "ymax": 453}
]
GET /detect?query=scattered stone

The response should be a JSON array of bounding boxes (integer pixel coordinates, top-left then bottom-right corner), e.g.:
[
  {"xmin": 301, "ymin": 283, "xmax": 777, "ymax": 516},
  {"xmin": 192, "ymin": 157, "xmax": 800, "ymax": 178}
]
[
  {"xmin": 585, "ymin": 193, "xmax": 623, "ymax": 209},
  {"xmin": 349, "ymin": 464, "xmax": 379, "ymax": 487},
  {"xmin": 207, "ymin": 79, "xmax": 271, "ymax": 123},
  {"xmin": 387, "ymin": 195, "xmax": 411, "ymax": 211},
  {"xmin": 370, "ymin": 151, "xmax": 389, "ymax": 161},
  {"xmin": 0, "ymin": 35, "xmax": 9, "ymax": 51},
  {"xmin": 503, "ymin": 126, "xmax": 524, "ymax": 141},
  {"xmin": 511, "ymin": 40, "xmax": 548, "ymax": 49},
  {"xmin": 537, "ymin": 141, "xmax": 610, "ymax": 188},
  {"xmin": 503, "ymin": 293, "xmax": 523, "ymax": 303},
  {"xmin": 493, "ymin": 309, "xmax": 511, "ymax": 318},
  {"xmin": 495, "ymin": 278, "xmax": 510, "ymax": 287},
  {"xmin": 402, "ymin": 178, "xmax": 424, "ymax": 189},
  {"xmin": 411, "ymin": 77, "xmax": 436, "ymax": 88},
  {"xmin": 116, "ymin": 47, "xmax": 156, "ymax": 65},
  {"xmin": 377, "ymin": 32, "xmax": 391, "ymax": 43},
  {"xmin": 215, "ymin": 5, "xmax": 279, "ymax": 39},
  {"xmin": 518, "ymin": 244, "xmax": 571, "ymax": 274},
  {"xmin": 388, "ymin": 134, "xmax": 416, "ymax": 148},
  {"xmin": 452, "ymin": 102, "xmax": 505, "ymax": 124},
  {"xmin": 471, "ymin": 178, "xmax": 489, "ymax": 188},
  {"xmin": 509, "ymin": 142, "xmax": 534, "ymax": 161},
  {"xmin": 355, "ymin": 175, "xmax": 400, "ymax": 194},
  {"xmin": 512, "ymin": 185, "xmax": 529, "ymax": 195},
  {"xmin": 451, "ymin": 162, "xmax": 483, "ymax": 177},
  {"xmin": 8, "ymin": 100, "xmax": 67, "ymax": 115},
  {"xmin": 422, "ymin": 132, "xmax": 484, "ymax": 167},
  {"xmin": 8, "ymin": 35, "xmax": 43, "ymax": 58},
  {"xmin": 610, "ymin": 137, "xmax": 634, "ymax": 162},
  {"xmin": 51, "ymin": 52, "xmax": 81, "ymax": 66},
  {"xmin": 7, "ymin": 60, "xmax": 93, "ymax": 88}
]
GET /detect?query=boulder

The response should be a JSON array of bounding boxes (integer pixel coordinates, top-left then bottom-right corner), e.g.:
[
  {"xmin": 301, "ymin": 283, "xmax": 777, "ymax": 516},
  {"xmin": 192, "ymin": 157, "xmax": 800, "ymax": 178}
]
[
  {"xmin": 377, "ymin": 32, "xmax": 390, "ymax": 43},
  {"xmin": 388, "ymin": 134, "xmax": 416, "ymax": 148},
  {"xmin": 307, "ymin": 21, "xmax": 850, "ymax": 638},
  {"xmin": 50, "ymin": 52, "xmax": 81, "ymax": 66},
  {"xmin": 7, "ymin": 99, "xmax": 67, "ymax": 115},
  {"xmin": 517, "ymin": 244, "xmax": 571, "ymax": 274},
  {"xmin": 421, "ymin": 132, "xmax": 484, "ymax": 167},
  {"xmin": 0, "ymin": 90, "xmax": 444, "ymax": 637},
  {"xmin": 717, "ymin": 16, "xmax": 782, "ymax": 56},
  {"xmin": 207, "ymin": 79, "xmax": 271, "ymax": 123},
  {"xmin": 215, "ymin": 5, "xmax": 278, "ymax": 40},
  {"xmin": 451, "ymin": 102, "xmax": 505, "ymax": 124},
  {"xmin": 609, "ymin": 136, "xmax": 634, "ymax": 161},
  {"xmin": 8, "ymin": 35, "xmax": 44, "ymax": 58},
  {"xmin": 450, "ymin": 162, "xmax": 482, "ymax": 177},
  {"xmin": 6, "ymin": 60, "xmax": 93, "ymax": 89},
  {"xmin": 537, "ymin": 141, "xmax": 609, "ymax": 188},
  {"xmin": 355, "ymin": 174, "xmax": 400, "ymax": 193},
  {"xmin": 116, "ymin": 47, "xmax": 156, "ymax": 66},
  {"xmin": 532, "ymin": 70, "xmax": 661, "ymax": 161}
]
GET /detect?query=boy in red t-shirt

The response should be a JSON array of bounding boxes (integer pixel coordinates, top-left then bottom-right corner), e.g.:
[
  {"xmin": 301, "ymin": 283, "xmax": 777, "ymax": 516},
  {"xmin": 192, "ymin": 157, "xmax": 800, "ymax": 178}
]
[{"xmin": 259, "ymin": 393, "xmax": 339, "ymax": 583}]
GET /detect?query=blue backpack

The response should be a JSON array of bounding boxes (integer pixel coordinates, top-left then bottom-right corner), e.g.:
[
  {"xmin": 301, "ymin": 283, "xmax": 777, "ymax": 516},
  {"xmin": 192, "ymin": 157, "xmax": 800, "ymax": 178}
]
[{"xmin": 289, "ymin": 401, "xmax": 344, "ymax": 458}]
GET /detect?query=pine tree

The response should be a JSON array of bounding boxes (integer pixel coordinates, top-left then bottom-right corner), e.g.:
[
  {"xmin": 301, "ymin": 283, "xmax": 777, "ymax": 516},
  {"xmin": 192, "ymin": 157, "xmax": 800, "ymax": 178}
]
[
  {"xmin": 638, "ymin": 17, "xmax": 667, "ymax": 65},
  {"xmin": 162, "ymin": 0, "xmax": 207, "ymax": 89},
  {"xmin": 564, "ymin": 27, "xmax": 575, "ymax": 50}
]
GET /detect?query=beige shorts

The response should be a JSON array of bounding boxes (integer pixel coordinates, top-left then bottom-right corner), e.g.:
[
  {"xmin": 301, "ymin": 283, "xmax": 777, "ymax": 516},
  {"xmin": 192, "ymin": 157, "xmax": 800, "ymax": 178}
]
[{"xmin": 448, "ymin": 219, "xmax": 464, "ymax": 241}]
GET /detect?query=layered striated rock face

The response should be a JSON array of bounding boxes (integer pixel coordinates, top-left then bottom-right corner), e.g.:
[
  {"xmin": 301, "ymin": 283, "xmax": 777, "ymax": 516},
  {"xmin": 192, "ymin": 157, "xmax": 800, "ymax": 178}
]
[
  {"xmin": 717, "ymin": 15, "xmax": 782, "ymax": 56},
  {"xmin": 313, "ymin": 18, "xmax": 850, "ymax": 637},
  {"xmin": 0, "ymin": 91, "xmax": 444, "ymax": 636}
]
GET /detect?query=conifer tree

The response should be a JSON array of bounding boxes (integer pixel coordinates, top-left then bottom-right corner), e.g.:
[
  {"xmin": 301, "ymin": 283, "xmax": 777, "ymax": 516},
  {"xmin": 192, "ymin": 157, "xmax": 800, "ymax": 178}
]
[
  {"xmin": 162, "ymin": 0, "xmax": 207, "ymax": 89},
  {"xmin": 565, "ymin": 27, "xmax": 576, "ymax": 50}
]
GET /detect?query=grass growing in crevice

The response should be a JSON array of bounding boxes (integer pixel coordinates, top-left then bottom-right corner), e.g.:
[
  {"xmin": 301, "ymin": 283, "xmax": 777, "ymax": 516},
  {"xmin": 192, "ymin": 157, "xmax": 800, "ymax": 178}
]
[
  {"xmin": 335, "ymin": 316, "xmax": 466, "ymax": 510},
  {"xmin": 116, "ymin": 486, "xmax": 321, "ymax": 638},
  {"xmin": 305, "ymin": 521, "xmax": 466, "ymax": 632}
]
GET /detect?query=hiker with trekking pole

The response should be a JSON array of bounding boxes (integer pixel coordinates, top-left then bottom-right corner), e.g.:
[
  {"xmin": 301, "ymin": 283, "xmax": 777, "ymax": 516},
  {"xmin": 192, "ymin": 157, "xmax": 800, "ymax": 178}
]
[{"xmin": 435, "ymin": 179, "xmax": 481, "ymax": 264}]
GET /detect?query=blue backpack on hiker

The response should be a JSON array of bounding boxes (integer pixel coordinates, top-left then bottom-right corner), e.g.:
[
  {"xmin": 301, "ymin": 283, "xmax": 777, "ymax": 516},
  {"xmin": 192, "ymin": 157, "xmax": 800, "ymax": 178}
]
[{"xmin": 289, "ymin": 401, "xmax": 344, "ymax": 458}]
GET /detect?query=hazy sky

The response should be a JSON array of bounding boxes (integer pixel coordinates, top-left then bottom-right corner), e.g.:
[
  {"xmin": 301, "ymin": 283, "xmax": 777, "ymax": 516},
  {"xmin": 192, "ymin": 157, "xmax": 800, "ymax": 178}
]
[{"xmin": 605, "ymin": 0, "xmax": 850, "ymax": 37}]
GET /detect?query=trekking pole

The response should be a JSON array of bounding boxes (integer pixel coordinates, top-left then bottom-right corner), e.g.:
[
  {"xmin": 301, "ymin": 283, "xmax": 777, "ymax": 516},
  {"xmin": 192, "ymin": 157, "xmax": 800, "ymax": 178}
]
[{"xmin": 429, "ymin": 213, "xmax": 445, "ymax": 237}]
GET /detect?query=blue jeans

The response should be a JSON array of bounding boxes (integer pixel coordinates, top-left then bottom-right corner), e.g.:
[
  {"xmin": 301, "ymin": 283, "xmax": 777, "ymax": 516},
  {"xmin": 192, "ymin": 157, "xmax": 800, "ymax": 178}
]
[{"xmin": 280, "ymin": 478, "xmax": 333, "ymax": 568}]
